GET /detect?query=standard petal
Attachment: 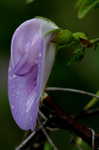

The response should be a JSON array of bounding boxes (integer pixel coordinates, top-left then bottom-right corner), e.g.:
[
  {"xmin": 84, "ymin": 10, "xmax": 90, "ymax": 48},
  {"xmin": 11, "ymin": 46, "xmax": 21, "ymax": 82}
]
[{"xmin": 8, "ymin": 17, "xmax": 58, "ymax": 130}]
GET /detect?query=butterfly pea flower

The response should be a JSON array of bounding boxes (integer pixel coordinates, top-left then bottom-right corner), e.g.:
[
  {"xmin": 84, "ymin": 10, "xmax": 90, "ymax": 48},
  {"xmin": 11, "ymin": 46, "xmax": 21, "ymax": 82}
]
[{"xmin": 8, "ymin": 17, "xmax": 58, "ymax": 130}]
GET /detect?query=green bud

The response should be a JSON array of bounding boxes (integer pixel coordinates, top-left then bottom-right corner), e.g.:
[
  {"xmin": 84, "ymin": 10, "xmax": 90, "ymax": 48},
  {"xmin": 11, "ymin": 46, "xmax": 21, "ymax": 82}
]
[{"xmin": 73, "ymin": 32, "xmax": 87, "ymax": 40}]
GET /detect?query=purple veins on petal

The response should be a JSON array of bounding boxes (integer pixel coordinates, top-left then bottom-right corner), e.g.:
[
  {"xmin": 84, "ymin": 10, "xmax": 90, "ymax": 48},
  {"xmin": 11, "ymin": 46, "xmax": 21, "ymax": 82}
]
[
  {"xmin": 13, "ymin": 38, "xmax": 44, "ymax": 76},
  {"xmin": 8, "ymin": 17, "xmax": 58, "ymax": 130}
]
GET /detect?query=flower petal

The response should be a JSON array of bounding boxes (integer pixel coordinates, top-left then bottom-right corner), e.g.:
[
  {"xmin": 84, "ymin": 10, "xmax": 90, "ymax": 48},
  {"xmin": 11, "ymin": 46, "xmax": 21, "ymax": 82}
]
[
  {"xmin": 8, "ymin": 64, "xmax": 39, "ymax": 130},
  {"xmin": 8, "ymin": 17, "xmax": 58, "ymax": 130}
]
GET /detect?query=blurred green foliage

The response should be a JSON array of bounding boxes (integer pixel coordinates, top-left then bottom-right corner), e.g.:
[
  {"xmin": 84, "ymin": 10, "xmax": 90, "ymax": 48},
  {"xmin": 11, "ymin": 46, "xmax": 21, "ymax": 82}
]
[
  {"xmin": 1, "ymin": 0, "xmax": 99, "ymax": 149},
  {"xmin": 76, "ymin": 0, "xmax": 99, "ymax": 19}
]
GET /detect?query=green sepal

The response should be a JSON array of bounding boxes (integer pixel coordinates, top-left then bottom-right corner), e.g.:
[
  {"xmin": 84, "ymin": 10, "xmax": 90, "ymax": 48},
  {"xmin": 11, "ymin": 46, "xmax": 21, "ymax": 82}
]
[{"xmin": 52, "ymin": 29, "xmax": 73, "ymax": 45}]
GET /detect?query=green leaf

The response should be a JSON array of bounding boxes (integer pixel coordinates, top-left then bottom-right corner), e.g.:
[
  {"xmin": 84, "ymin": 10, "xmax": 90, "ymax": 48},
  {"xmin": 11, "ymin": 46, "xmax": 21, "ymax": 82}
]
[
  {"xmin": 76, "ymin": 0, "xmax": 99, "ymax": 19},
  {"xmin": 84, "ymin": 91, "xmax": 99, "ymax": 110}
]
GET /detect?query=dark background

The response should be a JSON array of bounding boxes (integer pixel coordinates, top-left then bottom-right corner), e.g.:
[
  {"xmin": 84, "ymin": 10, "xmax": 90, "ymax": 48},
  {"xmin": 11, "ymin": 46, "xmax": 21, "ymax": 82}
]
[{"xmin": 0, "ymin": 0, "xmax": 99, "ymax": 149}]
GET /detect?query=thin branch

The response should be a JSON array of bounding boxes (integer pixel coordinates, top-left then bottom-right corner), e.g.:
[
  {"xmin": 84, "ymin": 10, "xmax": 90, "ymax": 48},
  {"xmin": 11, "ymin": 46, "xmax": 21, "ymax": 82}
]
[
  {"xmin": 46, "ymin": 87, "xmax": 99, "ymax": 99},
  {"xmin": 89, "ymin": 128, "xmax": 95, "ymax": 150},
  {"xmin": 41, "ymin": 127, "xmax": 58, "ymax": 150},
  {"xmin": 39, "ymin": 110, "xmax": 47, "ymax": 120},
  {"xmin": 15, "ymin": 120, "xmax": 47, "ymax": 150},
  {"xmin": 15, "ymin": 131, "xmax": 36, "ymax": 150},
  {"xmin": 38, "ymin": 119, "xmax": 58, "ymax": 150}
]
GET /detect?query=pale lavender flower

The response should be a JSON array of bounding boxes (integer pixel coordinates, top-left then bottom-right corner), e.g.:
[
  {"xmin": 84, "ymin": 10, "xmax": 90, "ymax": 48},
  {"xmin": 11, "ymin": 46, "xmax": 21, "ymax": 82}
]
[{"xmin": 8, "ymin": 17, "xmax": 58, "ymax": 130}]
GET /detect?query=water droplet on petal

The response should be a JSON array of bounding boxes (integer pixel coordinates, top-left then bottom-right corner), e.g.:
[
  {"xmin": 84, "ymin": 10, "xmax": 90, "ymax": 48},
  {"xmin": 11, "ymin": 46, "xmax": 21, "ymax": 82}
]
[
  {"xmin": 9, "ymin": 74, "xmax": 17, "ymax": 80},
  {"xmin": 9, "ymin": 67, "xmax": 11, "ymax": 72},
  {"xmin": 39, "ymin": 53, "xmax": 42, "ymax": 57},
  {"xmin": 11, "ymin": 104, "xmax": 15, "ymax": 110},
  {"xmin": 12, "ymin": 74, "xmax": 17, "ymax": 79}
]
